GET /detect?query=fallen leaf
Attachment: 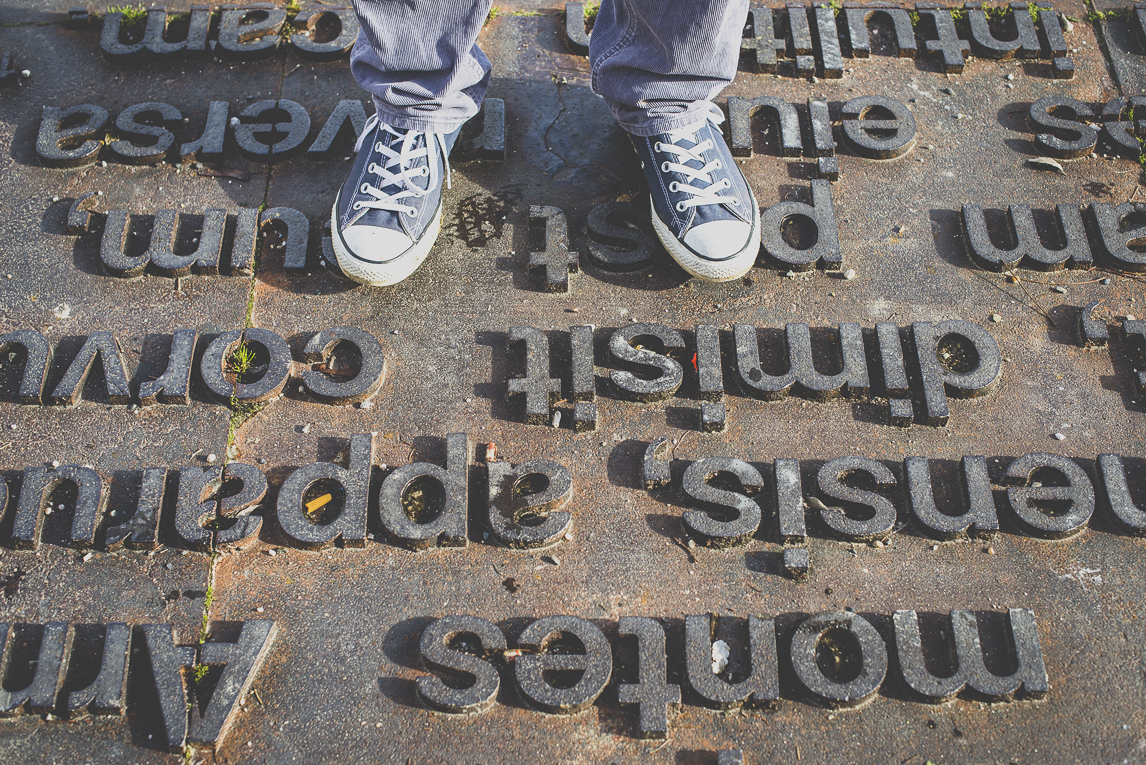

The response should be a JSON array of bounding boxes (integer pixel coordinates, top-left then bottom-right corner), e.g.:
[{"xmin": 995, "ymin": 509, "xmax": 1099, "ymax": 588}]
[{"xmin": 1026, "ymin": 157, "xmax": 1065, "ymax": 175}]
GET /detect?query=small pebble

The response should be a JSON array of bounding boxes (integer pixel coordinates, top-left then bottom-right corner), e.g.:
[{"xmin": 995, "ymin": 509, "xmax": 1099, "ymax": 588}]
[
  {"xmin": 82, "ymin": 552, "xmax": 93, "ymax": 563},
  {"xmin": 267, "ymin": 549, "xmax": 276, "ymax": 557},
  {"xmin": 785, "ymin": 270, "xmax": 796, "ymax": 279},
  {"xmin": 257, "ymin": 457, "xmax": 267, "ymax": 464},
  {"xmin": 564, "ymin": 532, "xmax": 573, "ymax": 541},
  {"xmin": 20, "ymin": 69, "xmax": 31, "ymax": 78},
  {"xmin": 1051, "ymin": 285, "xmax": 1066, "ymax": 294},
  {"xmin": 686, "ymin": 538, "xmax": 696, "ymax": 549},
  {"xmin": 57, "ymin": 504, "xmax": 64, "ymax": 510},
  {"xmin": 229, "ymin": 117, "xmax": 240, "ymax": 127},
  {"xmin": 844, "ymin": 269, "xmax": 857, "ymax": 280},
  {"xmin": 1101, "ymin": 278, "xmax": 1111, "ymax": 285},
  {"xmin": 45, "ymin": 508, "xmax": 52, "ymax": 515},
  {"xmin": 101, "ymin": 161, "xmax": 108, "ymax": 168},
  {"xmin": 256, "ymin": 607, "xmax": 264, "ymax": 613},
  {"xmin": 1127, "ymin": 315, "xmax": 1137, "ymax": 322},
  {"xmin": 551, "ymin": 411, "xmax": 562, "ymax": 428},
  {"xmin": 1053, "ymin": 432, "xmax": 1066, "ymax": 440},
  {"xmin": 165, "ymin": 562, "xmax": 173, "ymax": 570},
  {"xmin": 931, "ymin": 544, "xmax": 939, "ymax": 551},
  {"xmin": 301, "ymin": 423, "xmax": 311, "ymax": 434},
  {"xmin": 871, "ymin": 539, "xmax": 884, "ymax": 548},
  {"xmin": 8, "ymin": 423, "xmax": 15, "ymax": 430},
  {"xmin": 989, "ymin": 313, "xmax": 1002, "ymax": 323},
  {"xmin": 206, "ymin": 453, "xmax": 217, "ymax": 463},
  {"xmin": 391, "ymin": 329, "xmax": 399, "ymax": 335},
  {"xmin": 1005, "ymin": 73, "xmax": 1015, "ymax": 81},
  {"xmin": 986, "ymin": 547, "xmax": 996, "ymax": 555},
  {"xmin": 51, "ymin": 460, "xmax": 60, "ymax": 468},
  {"xmin": 359, "ymin": 400, "xmax": 374, "ymax": 409}
]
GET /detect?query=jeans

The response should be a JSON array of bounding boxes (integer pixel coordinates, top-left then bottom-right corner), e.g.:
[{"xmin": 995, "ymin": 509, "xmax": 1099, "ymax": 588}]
[{"xmin": 349, "ymin": 0, "xmax": 748, "ymax": 137}]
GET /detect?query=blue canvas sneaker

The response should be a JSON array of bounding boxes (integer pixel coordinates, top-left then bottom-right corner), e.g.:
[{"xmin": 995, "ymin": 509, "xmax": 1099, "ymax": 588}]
[
  {"xmin": 331, "ymin": 114, "xmax": 462, "ymax": 286},
  {"xmin": 631, "ymin": 108, "xmax": 760, "ymax": 282}
]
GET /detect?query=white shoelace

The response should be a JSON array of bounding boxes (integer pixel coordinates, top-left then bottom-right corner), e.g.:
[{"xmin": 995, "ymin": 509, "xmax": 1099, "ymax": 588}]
[
  {"xmin": 352, "ymin": 114, "xmax": 452, "ymax": 218},
  {"xmin": 654, "ymin": 111, "xmax": 738, "ymax": 214}
]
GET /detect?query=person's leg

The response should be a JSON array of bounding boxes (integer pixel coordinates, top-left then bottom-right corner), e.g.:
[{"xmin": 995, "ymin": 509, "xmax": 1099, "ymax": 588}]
[
  {"xmin": 589, "ymin": 0, "xmax": 758, "ymax": 282},
  {"xmin": 350, "ymin": 0, "xmax": 494, "ymax": 133},
  {"xmin": 332, "ymin": 0, "xmax": 493, "ymax": 287}
]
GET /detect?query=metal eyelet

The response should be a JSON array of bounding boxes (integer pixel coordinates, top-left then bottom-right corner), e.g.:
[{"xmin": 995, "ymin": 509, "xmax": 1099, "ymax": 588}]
[
  {"xmin": 676, "ymin": 201, "xmax": 687, "ymax": 212},
  {"xmin": 731, "ymin": 199, "xmax": 740, "ymax": 206},
  {"xmin": 669, "ymin": 181, "xmax": 679, "ymax": 192},
  {"xmin": 654, "ymin": 142, "xmax": 664, "ymax": 152},
  {"xmin": 360, "ymin": 183, "xmax": 369, "ymax": 193},
  {"xmin": 661, "ymin": 161, "xmax": 671, "ymax": 173},
  {"xmin": 405, "ymin": 209, "xmax": 417, "ymax": 217},
  {"xmin": 353, "ymin": 202, "xmax": 363, "ymax": 210},
  {"xmin": 713, "ymin": 160, "xmax": 722, "ymax": 170}
]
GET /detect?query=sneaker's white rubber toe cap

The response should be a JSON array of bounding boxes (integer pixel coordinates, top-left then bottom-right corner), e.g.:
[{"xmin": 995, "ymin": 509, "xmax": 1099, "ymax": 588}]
[
  {"xmin": 650, "ymin": 196, "xmax": 761, "ymax": 283},
  {"xmin": 683, "ymin": 220, "xmax": 753, "ymax": 260},
  {"xmin": 340, "ymin": 224, "xmax": 414, "ymax": 260},
  {"xmin": 330, "ymin": 198, "xmax": 442, "ymax": 287}
]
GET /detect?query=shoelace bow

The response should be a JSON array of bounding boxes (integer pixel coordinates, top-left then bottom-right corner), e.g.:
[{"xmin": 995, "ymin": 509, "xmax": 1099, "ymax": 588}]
[
  {"xmin": 352, "ymin": 114, "xmax": 452, "ymax": 217},
  {"xmin": 654, "ymin": 111, "xmax": 737, "ymax": 213}
]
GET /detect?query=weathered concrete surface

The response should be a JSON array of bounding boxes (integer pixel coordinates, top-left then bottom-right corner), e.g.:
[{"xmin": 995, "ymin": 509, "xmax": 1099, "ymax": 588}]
[
  {"xmin": 1, "ymin": 2, "xmax": 1145, "ymax": 764},
  {"xmin": 0, "ymin": 17, "xmax": 276, "ymax": 764}
]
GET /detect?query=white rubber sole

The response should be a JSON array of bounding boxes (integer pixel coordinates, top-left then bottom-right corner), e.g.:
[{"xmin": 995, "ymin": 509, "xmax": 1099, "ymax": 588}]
[
  {"xmin": 650, "ymin": 196, "xmax": 761, "ymax": 282},
  {"xmin": 329, "ymin": 195, "xmax": 443, "ymax": 287}
]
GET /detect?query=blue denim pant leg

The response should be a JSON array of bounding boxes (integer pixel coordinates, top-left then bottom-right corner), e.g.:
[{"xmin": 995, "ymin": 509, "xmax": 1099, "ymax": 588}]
[
  {"xmin": 349, "ymin": 0, "xmax": 494, "ymax": 133},
  {"xmin": 589, "ymin": 0, "xmax": 749, "ymax": 137},
  {"xmin": 349, "ymin": 0, "xmax": 746, "ymax": 137}
]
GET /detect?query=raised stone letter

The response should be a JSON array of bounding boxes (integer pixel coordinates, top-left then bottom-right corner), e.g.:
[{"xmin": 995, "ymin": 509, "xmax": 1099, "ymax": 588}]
[
  {"xmin": 1005, "ymin": 453, "xmax": 1094, "ymax": 539},
  {"xmin": 528, "ymin": 206, "xmax": 578, "ymax": 293},
  {"xmin": 300, "ymin": 326, "xmax": 387, "ymax": 405},
  {"xmin": 617, "ymin": 617, "xmax": 680, "ymax": 739},
  {"xmin": 817, "ymin": 456, "xmax": 896, "ymax": 541},
  {"xmin": 417, "ymin": 615, "xmax": 505, "ymax": 714},
  {"xmin": 14, "ymin": 466, "xmax": 107, "ymax": 549},
  {"xmin": 684, "ymin": 614, "xmax": 778, "ymax": 709},
  {"xmin": 507, "ymin": 327, "xmax": 561, "ymax": 426},
  {"xmin": 906, "ymin": 455, "xmax": 998, "ymax": 539},
  {"xmin": 188, "ymin": 621, "xmax": 277, "ymax": 751},
  {"xmin": 1098, "ymin": 454, "xmax": 1146, "ymax": 535},
  {"xmin": 37, "ymin": 105, "xmax": 107, "ymax": 169},
  {"xmin": 105, "ymin": 467, "xmax": 168, "ymax": 549},
  {"xmin": 0, "ymin": 330, "xmax": 52, "ymax": 404},
  {"xmin": 51, "ymin": 332, "xmax": 131, "ymax": 407},
  {"xmin": 680, "ymin": 457, "xmax": 763, "ymax": 547},
  {"xmin": 515, "ymin": 616, "xmax": 611, "ymax": 714},
  {"xmin": 487, "ymin": 459, "xmax": 573, "ymax": 549},
  {"xmin": 277, "ymin": 433, "xmax": 375, "ymax": 549},
  {"xmin": 962, "ymin": 203, "xmax": 1092, "ymax": 271},
  {"xmin": 790, "ymin": 611, "xmax": 887, "ymax": 708},
  {"xmin": 911, "ymin": 320, "xmax": 1002, "ymax": 426},
  {"xmin": 609, "ymin": 323, "xmax": 685, "ymax": 402},
  {"xmin": 0, "ymin": 622, "xmax": 71, "ymax": 715},
  {"xmin": 138, "ymin": 624, "xmax": 194, "ymax": 753},
  {"xmin": 759, "ymin": 181, "xmax": 840, "ymax": 270},
  {"xmin": 378, "ymin": 433, "xmax": 470, "ymax": 550},
  {"xmin": 140, "ymin": 329, "xmax": 199, "ymax": 406},
  {"xmin": 66, "ymin": 623, "xmax": 131, "ymax": 717}
]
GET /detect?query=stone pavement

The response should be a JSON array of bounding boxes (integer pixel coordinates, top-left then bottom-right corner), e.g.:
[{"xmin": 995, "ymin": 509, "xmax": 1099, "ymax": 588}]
[{"xmin": 0, "ymin": 2, "xmax": 1144, "ymax": 763}]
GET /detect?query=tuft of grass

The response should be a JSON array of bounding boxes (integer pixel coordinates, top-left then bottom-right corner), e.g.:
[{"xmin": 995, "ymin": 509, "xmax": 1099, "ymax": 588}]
[
  {"xmin": 829, "ymin": 0, "xmax": 843, "ymax": 16},
  {"xmin": 1085, "ymin": 0, "xmax": 1131, "ymax": 21},
  {"xmin": 584, "ymin": 1, "xmax": 600, "ymax": 29},
  {"xmin": 105, "ymin": 4, "xmax": 147, "ymax": 33},
  {"xmin": 228, "ymin": 341, "xmax": 256, "ymax": 376},
  {"xmin": 485, "ymin": 6, "xmax": 500, "ymax": 26}
]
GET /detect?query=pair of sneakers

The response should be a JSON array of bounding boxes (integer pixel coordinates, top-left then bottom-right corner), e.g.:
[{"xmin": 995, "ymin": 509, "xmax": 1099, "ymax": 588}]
[{"xmin": 331, "ymin": 108, "xmax": 759, "ymax": 286}]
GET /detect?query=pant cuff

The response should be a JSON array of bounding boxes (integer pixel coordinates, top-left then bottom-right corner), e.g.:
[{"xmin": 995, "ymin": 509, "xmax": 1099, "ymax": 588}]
[{"xmin": 372, "ymin": 100, "xmax": 472, "ymax": 135}]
